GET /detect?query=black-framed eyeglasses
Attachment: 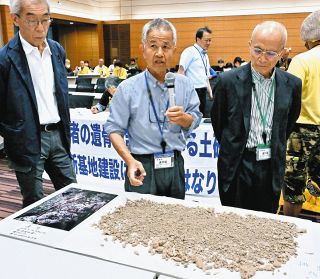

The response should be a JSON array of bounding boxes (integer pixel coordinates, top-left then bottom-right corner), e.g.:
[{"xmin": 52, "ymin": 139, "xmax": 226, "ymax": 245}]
[
  {"xmin": 252, "ymin": 47, "xmax": 281, "ymax": 59},
  {"xmin": 15, "ymin": 14, "xmax": 53, "ymax": 28}
]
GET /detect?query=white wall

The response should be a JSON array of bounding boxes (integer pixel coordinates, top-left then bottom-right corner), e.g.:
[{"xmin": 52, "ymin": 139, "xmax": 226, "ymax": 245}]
[
  {"xmin": 1, "ymin": 0, "xmax": 320, "ymax": 20},
  {"xmin": 124, "ymin": 0, "xmax": 320, "ymax": 19},
  {"xmin": 52, "ymin": 0, "xmax": 320, "ymax": 20}
]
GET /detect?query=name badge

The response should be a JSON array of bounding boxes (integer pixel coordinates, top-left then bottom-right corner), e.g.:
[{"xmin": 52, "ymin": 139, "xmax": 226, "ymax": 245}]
[
  {"xmin": 154, "ymin": 151, "xmax": 174, "ymax": 169},
  {"xmin": 256, "ymin": 144, "xmax": 271, "ymax": 161}
]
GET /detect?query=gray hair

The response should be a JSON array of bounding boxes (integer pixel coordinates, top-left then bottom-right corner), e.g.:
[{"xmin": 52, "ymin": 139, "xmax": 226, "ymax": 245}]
[
  {"xmin": 10, "ymin": 0, "xmax": 50, "ymax": 15},
  {"xmin": 300, "ymin": 10, "xmax": 320, "ymax": 42},
  {"xmin": 142, "ymin": 18, "xmax": 177, "ymax": 47},
  {"xmin": 251, "ymin": 21, "xmax": 287, "ymax": 49}
]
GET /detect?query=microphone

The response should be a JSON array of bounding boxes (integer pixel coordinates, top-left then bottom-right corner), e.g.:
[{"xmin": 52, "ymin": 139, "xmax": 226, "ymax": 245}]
[{"xmin": 165, "ymin": 72, "xmax": 176, "ymax": 107}]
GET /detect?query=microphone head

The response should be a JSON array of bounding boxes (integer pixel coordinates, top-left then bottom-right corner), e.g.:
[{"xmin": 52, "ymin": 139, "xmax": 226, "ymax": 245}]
[{"xmin": 165, "ymin": 72, "xmax": 175, "ymax": 87}]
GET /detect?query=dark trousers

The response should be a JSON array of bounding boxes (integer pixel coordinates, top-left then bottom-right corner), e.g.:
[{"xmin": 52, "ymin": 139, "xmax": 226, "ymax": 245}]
[
  {"xmin": 195, "ymin": 87, "xmax": 207, "ymax": 115},
  {"xmin": 219, "ymin": 149, "xmax": 280, "ymax": 213},
  {"xmin": 125, "ymin": 151, "xmax": 185, "ymax": 199},
  {"xmin": 12, "ymin": 128, "xmax": 77, "ymax": 208}
]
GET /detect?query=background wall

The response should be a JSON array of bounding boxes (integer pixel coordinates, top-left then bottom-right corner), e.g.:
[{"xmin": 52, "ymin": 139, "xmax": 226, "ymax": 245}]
[
  {"xmin": 1, "ymin": 0, "xmax": 318, "ymax": 21},
  {"xmin": 0, "ymin": 12, "xmax": 3, "ymax": 47},
  {"xmin": 39, "ymin": 0, "xmax": 320, "ymax": 21},
  {"xmin": 0, "ymin": 4, "xmax": 13, "ymax": 45},
  {"xmin": 108, "ymin": 12, "xmax": 309, "ymax": 70},
  {"xmin": 119, "ymin": 0, "xmax": 320, "ymax": 20},
  {"xmin": 0, "ymin": 0, "xmax": 318, "ymax": 71},
  {"xmin": 56, "ymin": 23, "xmax": 100, "ymax": 69}
]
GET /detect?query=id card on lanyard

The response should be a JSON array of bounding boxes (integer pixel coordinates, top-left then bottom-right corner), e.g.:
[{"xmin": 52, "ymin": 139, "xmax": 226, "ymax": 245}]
[
  {"xmin": 256, "ymin": 144, "xmax": 271, "ymax": 161},
  {"xmin": 253, "ymin": 79, "xmax": 274, "ymax": 161}
]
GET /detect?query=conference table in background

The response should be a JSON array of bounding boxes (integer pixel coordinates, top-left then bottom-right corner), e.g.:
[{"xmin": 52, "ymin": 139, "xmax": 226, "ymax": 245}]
[
  {"xmin": 70, "ymin": 108, "xmax": 219, "ymax": 198},
  {"xmin": 67, "ymin": 74, "xmax": 100, "ymax": 92}
]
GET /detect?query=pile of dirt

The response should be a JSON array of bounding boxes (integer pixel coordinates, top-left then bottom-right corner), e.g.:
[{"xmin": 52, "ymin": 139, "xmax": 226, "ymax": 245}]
[{"xmin": 97, "ymin": 199, "xmax": 306, "ymax": 278}]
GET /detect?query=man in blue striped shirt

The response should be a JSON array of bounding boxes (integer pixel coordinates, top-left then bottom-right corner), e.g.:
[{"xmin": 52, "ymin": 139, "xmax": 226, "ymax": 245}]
[
  {"xmin": 105, "ymin": 18, "xmax": 202, "ymax": 199},
  {"xmin": 211, "ymin": 21, "xmax": 301, "ymax": 213}
]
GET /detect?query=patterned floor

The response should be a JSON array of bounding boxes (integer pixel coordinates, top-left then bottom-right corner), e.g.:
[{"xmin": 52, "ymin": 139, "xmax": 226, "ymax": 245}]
[{"xmin": 0, "ymin": 157, "xmax": 54, "ymax": 220}]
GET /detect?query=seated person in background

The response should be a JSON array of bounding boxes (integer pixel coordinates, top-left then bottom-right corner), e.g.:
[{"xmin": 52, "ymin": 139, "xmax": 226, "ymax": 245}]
[
  {"xmin": 94, "ymin": 58, "xmax": 110, "ymax": 77},
  {"xmin": 109, "ymin": 58, "xmax": 117, "ymax": 72},
  {"xmin": 233, "ymin": 56, "xmax": 244, "ymax": 68},
  {"xmin": 65, "ymin": 58, "xmax": 74, "ymax": 76},
  {"xmin": 127, "ymin": 58, "xmax": 140, "ymax": 77},
  {"xmin": 216, "ymin": 59, "xmax": 225, "ymax": 71},
  {"xmin": 128, "ymin": 58, "xmax": 139, "ymax": 71},
  {"xmin": 84, "ymin": 60, "xmax": 93, "ymax": 71},
  {"xmin": 112, "ymin": 60, "xmax": 128, "ymax": 79},
  {"xmin": 75, "ymin": 60, "xmax": 89, "ymax": 75},
  {"xmin": 223, "ymin": 62, "xmax": 233, "ymax": 71},
  {"xmin": 276, "ymin": 47, "xmax": 292, "ymax": 71},
  {"xmin": 91, "ymin": 76, "xmax": 122, "ymax": 114}
]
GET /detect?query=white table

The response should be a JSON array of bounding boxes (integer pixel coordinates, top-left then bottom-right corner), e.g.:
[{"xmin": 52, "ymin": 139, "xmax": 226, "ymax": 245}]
[
  {"xmin": 0, "ymin": 183, "xmax": 318, "ymax": 279},
  {"xmin": 0, "ymin": 236, "xmax": 156, "ymax": 279},
  {"xmin": 69, "ymin": 91, "xmax": 102, "ymax": 100}
]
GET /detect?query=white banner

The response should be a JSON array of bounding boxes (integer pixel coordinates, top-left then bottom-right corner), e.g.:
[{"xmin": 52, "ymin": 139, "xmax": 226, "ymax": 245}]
[{"xmin": 70, "ymin": 109, "xmax": 219, "ymax": 196}]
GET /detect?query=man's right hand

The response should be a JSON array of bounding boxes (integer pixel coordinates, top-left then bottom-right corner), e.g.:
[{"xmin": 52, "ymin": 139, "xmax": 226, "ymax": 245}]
[
  {"xmin": 127, "ymin": 160, "xmax": 146, "ymax": 186},
  {"xmin": 91, "ymin": 106, "xmax": 99, "ymax": 114}
]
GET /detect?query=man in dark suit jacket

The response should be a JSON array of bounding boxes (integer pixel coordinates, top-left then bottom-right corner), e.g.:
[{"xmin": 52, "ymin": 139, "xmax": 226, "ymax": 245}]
[
  {"xmin": 211, "ymin": 21, "xmax": 301, "ymax": 213},
  {"xmin": 0, "ymin": 0, "xmax": 76, "ymax": 207}
]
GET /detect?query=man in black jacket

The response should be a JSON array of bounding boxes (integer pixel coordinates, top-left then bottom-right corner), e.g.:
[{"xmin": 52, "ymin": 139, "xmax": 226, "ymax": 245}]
[
  {"xmin": 0, "ymin": 0, "xmax": 76, "ymax": 207},
  {"xmin": 91, "ymin": 76, "xmax": 122, "ymax": 114},
  {"xmin": 211, "ymin": 21, "xmax": 301, "ymax": 213}
]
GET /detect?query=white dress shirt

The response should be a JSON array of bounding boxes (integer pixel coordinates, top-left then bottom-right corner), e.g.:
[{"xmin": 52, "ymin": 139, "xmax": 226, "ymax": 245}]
[
  {"xmin": 179, "ymin": 43, "xmax": 210, "ymax": 89},
  {"xmin": 20, "ymin": 33, "xmax": 60, "ymax": 125}
]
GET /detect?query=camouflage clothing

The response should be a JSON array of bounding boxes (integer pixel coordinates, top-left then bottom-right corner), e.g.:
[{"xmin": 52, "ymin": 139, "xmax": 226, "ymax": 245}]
[{"xmin": 283, "ymin": 124, "xmax": 320, "ymax": 204}]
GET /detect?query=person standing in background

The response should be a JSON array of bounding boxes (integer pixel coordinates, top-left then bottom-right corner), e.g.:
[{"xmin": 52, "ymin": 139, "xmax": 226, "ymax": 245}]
[
  {"xmin": 283, "ymin": 10, "xmax": 320, "ymax": 217},
  {"xmin": 211, "ymin": 21, "xmax": 301, "ymax": 213},
  {"xmin": 178, "ymin": 27, "xmax": 213, "ymax": 115},
  {"xmin": 0, "ymin": 0, "xmax": 76, "ymax": 207}
]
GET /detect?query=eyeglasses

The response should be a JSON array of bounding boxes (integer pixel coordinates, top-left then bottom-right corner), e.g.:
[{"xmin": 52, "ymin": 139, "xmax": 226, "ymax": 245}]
[
  {"xmin": 252, "ymin": 47, "xmax": 281, "ymax": 59},
  {"xmin": 16, "ymin": 14, "xmax": 53, "ymax": 28}
]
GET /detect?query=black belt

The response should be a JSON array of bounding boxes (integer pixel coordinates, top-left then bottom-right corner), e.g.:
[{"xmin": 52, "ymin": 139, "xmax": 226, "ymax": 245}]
[
  {"xmin": 40, "ymin": 122, "xmax": 61, "ymax": 132},
  {"xmin": 132, "ymin": 150, "xmax": 181, "ymax": 159},
  {"xmin": 245, "ymin": 147, "xmax": 256, "ymax": 153},
  {"xmin": 195, "ymin": 87, "xmax": 207, "ymax": 93}
]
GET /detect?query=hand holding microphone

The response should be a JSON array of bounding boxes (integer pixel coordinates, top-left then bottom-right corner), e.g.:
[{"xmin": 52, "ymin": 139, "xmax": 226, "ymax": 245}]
[
  {"xmin": 165, "ymin": 72, "xmax": 176, "ymax": 107},
  {"xmin": 164, "ymin": 72, "xmax": 193, "ymax": 129}
]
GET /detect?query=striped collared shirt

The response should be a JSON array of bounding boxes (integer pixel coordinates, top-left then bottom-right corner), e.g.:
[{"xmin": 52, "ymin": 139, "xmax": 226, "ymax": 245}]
[{"xmin": 246, "ymin": 66, "xmax": 276, "ymax": 148}]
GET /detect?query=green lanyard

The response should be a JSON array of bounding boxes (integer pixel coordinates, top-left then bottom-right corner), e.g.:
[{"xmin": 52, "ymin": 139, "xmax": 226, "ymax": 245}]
[{"xmin": 252, "ymin": 80, "xmax": 275, "ymax": 144}]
